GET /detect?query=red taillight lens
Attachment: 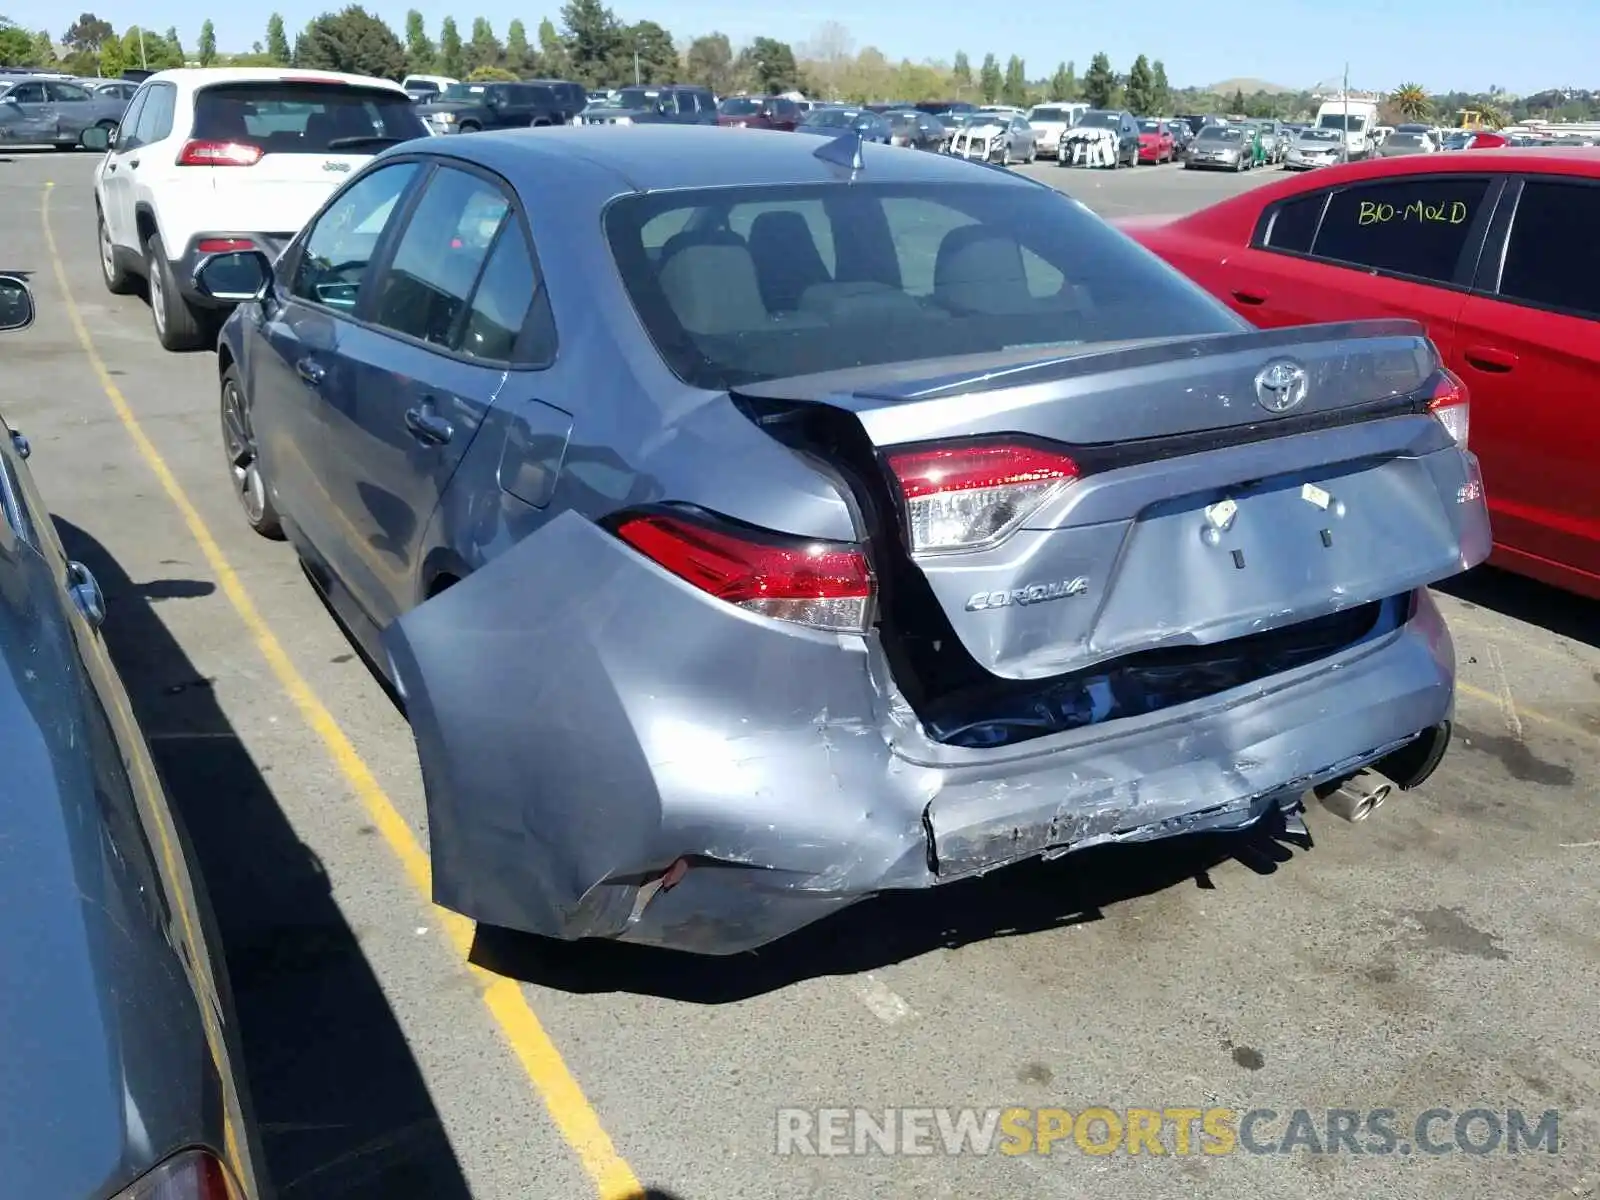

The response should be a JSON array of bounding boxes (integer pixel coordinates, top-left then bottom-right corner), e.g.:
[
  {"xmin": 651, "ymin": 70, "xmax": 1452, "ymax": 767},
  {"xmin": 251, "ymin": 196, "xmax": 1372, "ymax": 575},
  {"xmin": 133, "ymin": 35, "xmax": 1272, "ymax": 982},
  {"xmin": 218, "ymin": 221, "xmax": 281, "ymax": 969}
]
[
  {"xmin": 613, "ymin": 511, "xmax": 873, "ymax": 633},
  {"xmin": 1427, "ymin": 368, "xmax": 1469, "ymax": 449},
  {"xmin": 886, "ymin": 442, "xmax": 1081, "ymax": 554},
  {"xmin": 178, "ymin": 140, "xmax": 263, "ymax": 166},
  {"xmin": 113, "ymin": 1149, "xmax": 240, "ymax": 1199},
  {"xmin": 197, "ymin": 238, "xmax": 255, "ymax": 254}
]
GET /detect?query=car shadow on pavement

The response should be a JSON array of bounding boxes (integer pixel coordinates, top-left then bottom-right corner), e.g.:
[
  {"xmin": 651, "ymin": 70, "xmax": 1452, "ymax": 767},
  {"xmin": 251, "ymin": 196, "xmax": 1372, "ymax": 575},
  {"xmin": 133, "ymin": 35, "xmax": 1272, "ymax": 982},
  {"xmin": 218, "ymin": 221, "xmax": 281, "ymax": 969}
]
[
  {"xmin": 471, "ymin": 811, "xmax": 1307, "ymax": 1004},
  {"xmin": 54, "ymin": 518, "xmax": 473, "ymax": 1200},
  {"xmin": 1435, "ymin": 564, "xmax": 1600, "ymax": 651}
]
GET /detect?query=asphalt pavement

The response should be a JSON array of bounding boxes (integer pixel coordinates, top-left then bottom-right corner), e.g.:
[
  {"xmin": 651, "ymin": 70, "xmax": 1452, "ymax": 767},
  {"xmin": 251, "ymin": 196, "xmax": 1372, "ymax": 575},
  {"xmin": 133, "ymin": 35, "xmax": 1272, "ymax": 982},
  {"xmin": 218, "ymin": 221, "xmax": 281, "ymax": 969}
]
[{"xmin": 2, "ymin": 147, "xmax": 1596, "ymax": 1200}]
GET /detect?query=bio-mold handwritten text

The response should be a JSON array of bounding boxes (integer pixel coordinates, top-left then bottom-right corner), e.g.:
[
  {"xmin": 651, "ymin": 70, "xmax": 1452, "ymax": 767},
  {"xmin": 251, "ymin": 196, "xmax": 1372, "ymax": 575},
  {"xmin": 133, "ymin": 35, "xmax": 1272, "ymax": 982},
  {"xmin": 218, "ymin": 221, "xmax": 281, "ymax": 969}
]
[{"xmin": 1356, "ymin": 199, "xmax": 1471, "ymax": 227}]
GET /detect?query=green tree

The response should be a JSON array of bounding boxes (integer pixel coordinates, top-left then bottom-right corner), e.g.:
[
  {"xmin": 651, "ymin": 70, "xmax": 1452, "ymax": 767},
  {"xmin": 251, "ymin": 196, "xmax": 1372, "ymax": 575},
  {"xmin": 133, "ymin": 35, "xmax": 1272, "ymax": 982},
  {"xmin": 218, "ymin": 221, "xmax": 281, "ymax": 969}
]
[
  {"xmin": 1001, "ymin": 54, "xmax": 1026, "ymax": 106},
  {"xmin": 977, "ymin": 52, "xmax": 1000, "ymax": 103},
  {"xmin": 1124, "ymin": 54, "xmax": 1153, "ymax": 114},
  {"xmin": 197, "ymin": 18, "xmax": 216, "ymax": 64},
  {"xmin": 63, "ymin": 12, "xmax": 113, "ymax": 53},
  {"xmin": 294, "ymin": 6, "xmax": 405, "ymax": 79},
  {"xmin": 1048, "ymin": 60, "xmax": 1075, "ymax": 100},
  {"xmin": 684, "ymin": 32, "xmax": 732, "ymax": 92},
  {"xmin": 951, "ymin": 49, "xmax": 970, "ymax": 88},
  {"xmin": 266, "ymin": 12, "xmax": 290, "ymax": 63},
  {"xmin": 98, "ymin": 28, "xmax": 125, "ymax": 72},
  {"xmin": 536, "ymin": 17, "xmax": 566, "ymax": 76},
  {"xmin": 464, "ymin": 17, "xmax": 501, "ymax": 73},
  {"xmin": 737, "ymin": 36, "xmax": 796, "ymax": 92},
  {"xmin": 560, "ymin": 0, "xmax": 621, "ymax": 86},
  {"xmin": 618, "ymin": 20, "xmax": 674, "ymax": 84},
  {"xmin": 1082, "ymin": 52, "xmax": 1115, "ymax": 108},
  {"xmin": 0, "ymin": 19, "xmax": 31, "ymax": 64},
  {"xmin": 1390, "ymin": 82, "xmax": 1431, "ymax": 119},
  {"xmin": 1151, "ymin": 59, "xmax": 1169, "ymax": 113},
  {"xmin": 30, "ymin": 27, "xmax": 54, "ymax": 63},
  {"xmin": 466, "ymin": 64, "xmax": 515, "ymax": 80},
  {"xmin": 402, "ymin": 9, "xmax": 432, "ymax": 71},
  {"xmin": 437, "ymin": 15, "xmax": 462, "ymax": 75},
  {"xmin": 162, "ymin": 25, "xmax": 183, "ymax": 64},
  {"xmin": 504, "ymin": 18, "xmax": 530, "ymax": 74}
]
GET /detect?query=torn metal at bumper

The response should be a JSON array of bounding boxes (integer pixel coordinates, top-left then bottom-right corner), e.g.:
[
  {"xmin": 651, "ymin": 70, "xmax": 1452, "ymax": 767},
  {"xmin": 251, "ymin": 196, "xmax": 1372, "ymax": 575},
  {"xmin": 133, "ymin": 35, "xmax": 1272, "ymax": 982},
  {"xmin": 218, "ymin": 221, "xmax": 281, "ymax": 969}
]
[{"xmin": 383, "ymin": 512, "xmax": 1459, "ymax": 956}]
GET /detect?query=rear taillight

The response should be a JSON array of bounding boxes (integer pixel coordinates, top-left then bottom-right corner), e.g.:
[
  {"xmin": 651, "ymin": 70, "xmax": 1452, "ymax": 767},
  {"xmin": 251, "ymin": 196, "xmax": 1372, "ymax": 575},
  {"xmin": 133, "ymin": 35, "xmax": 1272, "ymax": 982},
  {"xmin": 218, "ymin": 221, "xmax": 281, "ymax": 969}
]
[
  {"xmin": 1427, "ymin": 368, "xmax": 1469, "ymax": 448},
  {"xmin": 113, "ymin": 1149, "xmax": 240, "ymax": 1199},
  {"xmin": 613, "ymin": 510, "xmax": 873, "ymax": 633},
  {"xmin": 886, "ymin": 442, "xmax": 1081, "ymax": 554},
  {"xmin": 178, "ymin": 140, "xmax": 262, "ymax": 166}
]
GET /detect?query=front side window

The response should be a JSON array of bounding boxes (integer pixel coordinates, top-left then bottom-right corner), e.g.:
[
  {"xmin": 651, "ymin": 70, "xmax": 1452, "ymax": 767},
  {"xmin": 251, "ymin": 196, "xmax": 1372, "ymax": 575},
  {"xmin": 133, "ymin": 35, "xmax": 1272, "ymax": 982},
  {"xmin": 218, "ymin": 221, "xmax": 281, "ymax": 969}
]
[
  {"xmin": 370, "ymin": 167, "xmax": 511, "ymax": 350},
  {"xmin": 1310, "ymin": 177, "xmax": 1491, "ymax": 283},
  {"xmin": 1498, "ymin": 181, "xmax": 1599, "ymax": 319},
  {"xmin": 291, "ymin": 162, "xmax": 420, "ymax": 310},
  {"xmin": 113, "ymin": 87, "xmax": 149, "ymax": 150},
  {"xmin": 6, "ymin": 82, "xmax": 45, "ymax": 103},
  {"xmin": 604, "ymin": 181, "xmax": 1239, "ymax": 390}
]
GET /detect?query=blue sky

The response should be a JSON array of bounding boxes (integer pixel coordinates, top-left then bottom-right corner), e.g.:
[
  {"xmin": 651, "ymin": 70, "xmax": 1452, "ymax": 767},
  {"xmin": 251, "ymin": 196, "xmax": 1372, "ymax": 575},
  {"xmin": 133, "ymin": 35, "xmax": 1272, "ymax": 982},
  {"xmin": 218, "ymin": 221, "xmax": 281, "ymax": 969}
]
[{"xmin": 17, "ymin": 0, "xmax": 1595, "ymax": 95}]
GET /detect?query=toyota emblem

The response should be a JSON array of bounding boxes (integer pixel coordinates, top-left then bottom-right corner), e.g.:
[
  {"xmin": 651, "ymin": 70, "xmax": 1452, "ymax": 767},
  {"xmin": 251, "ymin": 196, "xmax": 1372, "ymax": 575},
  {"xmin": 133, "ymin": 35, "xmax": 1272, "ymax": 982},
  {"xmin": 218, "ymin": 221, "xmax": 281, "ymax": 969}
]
[{"xmin": 1254, "ymin": 359, "xmax": 1310, "ymax": 413}]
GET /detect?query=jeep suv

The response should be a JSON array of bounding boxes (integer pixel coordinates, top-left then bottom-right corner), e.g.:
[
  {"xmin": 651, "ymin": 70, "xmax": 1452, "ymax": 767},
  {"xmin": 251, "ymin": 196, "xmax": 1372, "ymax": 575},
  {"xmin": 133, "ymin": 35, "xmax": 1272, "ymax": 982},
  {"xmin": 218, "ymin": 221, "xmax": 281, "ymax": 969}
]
[
  {"xmin": 416, "ymin": 80, "xmax": 567, "ymax": 135},
  {"xmin": 578, "ymin": 84, "xmax": 716, "ymax": 125}
]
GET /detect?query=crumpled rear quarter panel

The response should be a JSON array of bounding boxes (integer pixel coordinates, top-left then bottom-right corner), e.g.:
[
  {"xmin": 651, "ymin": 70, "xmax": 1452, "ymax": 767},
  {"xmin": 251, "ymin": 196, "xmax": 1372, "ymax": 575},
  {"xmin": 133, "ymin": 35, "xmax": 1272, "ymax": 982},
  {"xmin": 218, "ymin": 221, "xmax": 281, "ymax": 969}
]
[{"xmin": 385, "ymin": 506, "xmax": 1459, "ymax": 955}]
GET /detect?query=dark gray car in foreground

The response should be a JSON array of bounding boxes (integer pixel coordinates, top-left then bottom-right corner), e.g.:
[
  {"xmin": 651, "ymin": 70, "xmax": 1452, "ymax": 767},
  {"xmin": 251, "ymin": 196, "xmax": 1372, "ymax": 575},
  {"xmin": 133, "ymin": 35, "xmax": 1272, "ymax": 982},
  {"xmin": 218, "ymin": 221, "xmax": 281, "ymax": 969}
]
[
  {"xmin": 209, "ymin": 125, "xmax": 1490, "ymax": 955},
  {"xmin": 0, "ymin": 276, "xmax": 263, "ymax": 1196}
]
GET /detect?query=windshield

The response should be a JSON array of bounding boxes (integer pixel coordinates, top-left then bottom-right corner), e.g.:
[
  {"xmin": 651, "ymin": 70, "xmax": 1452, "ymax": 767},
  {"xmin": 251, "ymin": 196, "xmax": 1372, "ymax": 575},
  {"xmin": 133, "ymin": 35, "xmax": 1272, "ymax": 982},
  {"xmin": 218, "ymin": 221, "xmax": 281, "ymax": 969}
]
[
  {"xmin": 1198, "ymin": 127, "xmax": 1241, "ymax": 142},
  {"xmin": 1078, "ymin": 111, "xmax": 1120, "ymax": 129},
  {"xmin": 1300, "ymin": 129, "xmax": 1341, "ymax": 142},
  {"xmin": 719, "ymin": 97, "xmax": 765, "ymax": 116},
  {"xmin": 606, "ymin": 182, "xmax": 1235, "ymax": 391},
  {"xmin": 1388, "ymin": 134, "xmax": 1426, "ymax": 147},
  {"xmin": 888, "ymin": 112, "xmax": 920, "ymax": 128},
  {"xmin": 616, "ymin": 87, "xmax": 660, "ymax": 109},
  {"xmin": 803, "ymin": 108, "xmax": 862, "ymax": 127},
  {"xmin": 1030, "ymin": 107, "xmax": 1068, "ymax": 122},
  {"xmin": 1137, "ymin": 120, "xmax": 1162, "ymax": 132},
  {"xmin": 1318, "ymin": 112, "xmax": 1368, "ymax": 132},
  {"xmin": 192, "ymin": 82, "xmax": 426, "ymax": 151},
  {"xmin": 441, "ymin": 83, "xmax": 485, "ymax": 101}
]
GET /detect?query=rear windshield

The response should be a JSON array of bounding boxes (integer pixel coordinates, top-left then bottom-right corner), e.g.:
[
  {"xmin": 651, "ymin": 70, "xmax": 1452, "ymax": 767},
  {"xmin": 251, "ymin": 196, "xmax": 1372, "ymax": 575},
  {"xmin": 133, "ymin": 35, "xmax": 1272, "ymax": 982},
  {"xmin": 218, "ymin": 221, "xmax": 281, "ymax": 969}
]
[
  {"xmin": 719, "ymin": 97, "xmax": 764, "ymax": 116},
  {"xmin": 1078, "ymin": 111, "xmax": 1120, "ymax": 128},
  {"xmin": 1030, "ymin": 107, "xmax": 1067, "ymax": 122},
  {"xmin": 604, "ymin": 182, "xmax": 1237, "ymax": 390},
  {"xmin": 192, "ymin": 82, "xmax": 426, "ymax": 151},
  {"xmin": 1198, "ymin": 127, "xmax": 1240, "ymax": 141},
  {"xmin": 616, "ymin": 87, "xmax": 659, "ymax": 109}
]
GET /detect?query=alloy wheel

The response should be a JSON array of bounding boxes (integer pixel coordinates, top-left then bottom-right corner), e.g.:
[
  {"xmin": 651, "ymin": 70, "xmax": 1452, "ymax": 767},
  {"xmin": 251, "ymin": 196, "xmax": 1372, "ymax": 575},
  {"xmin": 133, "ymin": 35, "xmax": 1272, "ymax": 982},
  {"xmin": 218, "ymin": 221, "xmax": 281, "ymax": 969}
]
[{"xmin": 221, "ymin": 377, "xmax": 266, "ymax": 524}]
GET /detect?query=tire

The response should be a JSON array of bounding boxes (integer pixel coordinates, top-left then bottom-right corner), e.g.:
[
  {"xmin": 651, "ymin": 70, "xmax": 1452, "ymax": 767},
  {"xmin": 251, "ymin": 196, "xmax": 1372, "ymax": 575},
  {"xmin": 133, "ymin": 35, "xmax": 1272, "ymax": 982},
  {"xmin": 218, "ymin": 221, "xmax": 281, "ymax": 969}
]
[
  {"xmin": 144, "ymin": 232, "xmax": 210, "ymax": 352},
  {"xmin": 97, "ymin": 209, "xmax": 136, "ymax": 295},
  {"xmin": 220, "ymin": 364, "xmax": 284, "ymax": 539},
  {"xmin": 458, "ymin": 121, "xmax": 481, "ymax": 133}
]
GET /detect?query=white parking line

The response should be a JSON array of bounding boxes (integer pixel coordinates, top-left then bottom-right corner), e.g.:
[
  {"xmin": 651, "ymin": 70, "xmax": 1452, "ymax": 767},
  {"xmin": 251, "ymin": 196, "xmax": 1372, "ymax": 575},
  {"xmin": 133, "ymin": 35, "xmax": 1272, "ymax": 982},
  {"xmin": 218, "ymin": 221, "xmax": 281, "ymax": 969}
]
[
  {"xmin": 854, "ymin": 975, "xmax": 917, "ymax": 1024},
  {"xmin": 1485, "ymin": 643, "xmax": 1525, "ymax": 741}
]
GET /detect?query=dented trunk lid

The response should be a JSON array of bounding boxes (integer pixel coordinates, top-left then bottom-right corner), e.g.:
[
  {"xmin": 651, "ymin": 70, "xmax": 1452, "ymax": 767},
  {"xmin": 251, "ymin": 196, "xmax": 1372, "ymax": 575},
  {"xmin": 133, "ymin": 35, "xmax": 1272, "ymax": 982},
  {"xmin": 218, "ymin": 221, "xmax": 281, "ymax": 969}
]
[{"xmin": 734, "ymin": 320, "xmax": 1490, "ymax": 680}]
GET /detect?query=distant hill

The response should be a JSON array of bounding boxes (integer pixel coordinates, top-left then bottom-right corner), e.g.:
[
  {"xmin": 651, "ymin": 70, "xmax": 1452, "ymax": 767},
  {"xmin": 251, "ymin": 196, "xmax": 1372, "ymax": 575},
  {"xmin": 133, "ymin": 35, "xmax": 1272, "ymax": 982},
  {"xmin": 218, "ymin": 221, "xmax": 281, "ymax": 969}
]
[{"xmin": 1206, "ymin": 78, "xmax": 1297, "ymax": 96}]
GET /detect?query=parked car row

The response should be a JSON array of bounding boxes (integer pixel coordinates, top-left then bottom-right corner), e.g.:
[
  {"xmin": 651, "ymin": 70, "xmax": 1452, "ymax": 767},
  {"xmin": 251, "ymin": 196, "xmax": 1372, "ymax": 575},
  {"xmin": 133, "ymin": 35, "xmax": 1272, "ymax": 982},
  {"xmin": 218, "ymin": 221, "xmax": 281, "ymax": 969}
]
[{"xmin": 0, "ymin": 71, "xmax": 131, "ymax": 149}]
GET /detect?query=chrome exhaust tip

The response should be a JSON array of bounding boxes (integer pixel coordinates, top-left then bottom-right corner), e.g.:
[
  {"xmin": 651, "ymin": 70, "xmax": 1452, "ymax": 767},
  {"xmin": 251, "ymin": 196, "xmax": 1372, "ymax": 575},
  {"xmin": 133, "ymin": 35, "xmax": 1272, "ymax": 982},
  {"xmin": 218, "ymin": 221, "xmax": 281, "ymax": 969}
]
[{"xmin": 1318, "ymin": 768, "xmax": 1395, "ymax": 823}]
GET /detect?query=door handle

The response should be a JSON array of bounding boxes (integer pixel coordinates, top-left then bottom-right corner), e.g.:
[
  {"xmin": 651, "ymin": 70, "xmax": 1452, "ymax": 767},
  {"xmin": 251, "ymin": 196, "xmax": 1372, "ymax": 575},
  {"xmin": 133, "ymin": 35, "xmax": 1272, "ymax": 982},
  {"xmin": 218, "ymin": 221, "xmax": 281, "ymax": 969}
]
[
  {"xmin": 106, "ymin": 160, "xmax": 117, "ymax": 171},
  {"xmin": 295, "ymin": 358, "xmax": 326, "ymax": 386},
  {"xmin": 127, "ymin": 158, "xmax": 139, "ymax": 168},
  {"xmin": 1463, "ymin": 344, "xmax": 1517, "ymax": 373},
  {"xmin": 1232, "ymin": 289, "xmax": 1269, "ymax": 305},
  {"xmin": 404, "ymin": 402, "xmax": 453, "ymax": 446}
]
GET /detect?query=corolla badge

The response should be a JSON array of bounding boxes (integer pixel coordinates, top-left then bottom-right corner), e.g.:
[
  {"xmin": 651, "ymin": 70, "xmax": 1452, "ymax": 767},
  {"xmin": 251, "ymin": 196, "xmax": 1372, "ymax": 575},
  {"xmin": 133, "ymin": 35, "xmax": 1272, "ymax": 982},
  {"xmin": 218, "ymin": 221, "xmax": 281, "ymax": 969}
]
[
  {"xmin": 1254, "ymin": 359, "xmax": 1310, "ymax": 413},
  {"xmin": 966, "ymin": 577, "xmax": 1089, "ymax": 611}
]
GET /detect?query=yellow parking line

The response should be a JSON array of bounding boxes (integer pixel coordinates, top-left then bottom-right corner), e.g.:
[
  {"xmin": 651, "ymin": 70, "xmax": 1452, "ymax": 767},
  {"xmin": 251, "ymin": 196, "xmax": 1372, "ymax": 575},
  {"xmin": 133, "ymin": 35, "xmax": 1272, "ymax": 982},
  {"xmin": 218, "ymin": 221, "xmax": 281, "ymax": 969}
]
[{"xmin": 41, "ymin": 184, "xmax": 644, "ymax": 1200}]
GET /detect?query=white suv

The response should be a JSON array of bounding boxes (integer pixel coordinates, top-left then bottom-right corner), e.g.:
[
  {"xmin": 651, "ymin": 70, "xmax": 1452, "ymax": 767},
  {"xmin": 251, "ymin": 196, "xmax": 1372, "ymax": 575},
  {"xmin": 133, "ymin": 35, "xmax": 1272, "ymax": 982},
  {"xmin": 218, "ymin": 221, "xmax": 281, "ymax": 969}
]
[{"xmin": 90, "ymin": 67, "xmax": 427, "ymax": 351}]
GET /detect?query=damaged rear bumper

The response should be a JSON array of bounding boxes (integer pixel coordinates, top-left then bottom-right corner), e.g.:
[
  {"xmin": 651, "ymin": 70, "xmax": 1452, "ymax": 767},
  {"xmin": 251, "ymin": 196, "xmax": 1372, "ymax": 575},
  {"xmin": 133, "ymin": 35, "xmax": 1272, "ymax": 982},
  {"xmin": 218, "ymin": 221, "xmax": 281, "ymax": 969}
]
[{"xmin": 384, "ymin": 514, "xmax": 1456, "ymax": 956}]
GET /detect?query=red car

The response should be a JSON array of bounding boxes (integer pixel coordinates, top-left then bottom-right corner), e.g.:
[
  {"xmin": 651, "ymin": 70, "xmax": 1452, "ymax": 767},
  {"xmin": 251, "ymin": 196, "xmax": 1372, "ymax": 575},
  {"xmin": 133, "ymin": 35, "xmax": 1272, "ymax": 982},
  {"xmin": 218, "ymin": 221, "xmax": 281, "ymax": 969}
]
[
  {"xmin": 1126, "ymin": 149, "xmax": 1600, "ymax": 599},
  {"xmin": 716, "ymin": 95, "xmax": 802, "ymax": 131},
  {"xmin": 1136, "ymin": 118, "xmax": 1176, "ymax": 164}
]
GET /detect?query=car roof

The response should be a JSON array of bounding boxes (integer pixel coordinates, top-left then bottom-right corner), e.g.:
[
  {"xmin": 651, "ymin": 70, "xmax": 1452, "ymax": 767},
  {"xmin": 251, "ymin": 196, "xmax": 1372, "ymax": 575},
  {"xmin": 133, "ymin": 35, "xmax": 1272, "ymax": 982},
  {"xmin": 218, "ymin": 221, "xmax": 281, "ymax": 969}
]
[
  {"xmin": 401, "ymin": 123, "xmax": 1041, "ymax": 196},
  {"xmin": 139, "ymin": 66, "xmax": 408, "ymax": 95}
]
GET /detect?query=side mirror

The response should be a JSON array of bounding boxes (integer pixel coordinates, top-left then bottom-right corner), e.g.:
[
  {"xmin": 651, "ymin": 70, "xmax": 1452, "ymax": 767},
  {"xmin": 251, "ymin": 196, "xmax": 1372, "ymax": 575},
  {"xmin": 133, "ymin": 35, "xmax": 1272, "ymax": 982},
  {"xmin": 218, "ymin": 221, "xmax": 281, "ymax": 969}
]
[
  {"xmin": 80, "ymin": 123, "xmax": 112, "ymax": 151},
  {"xmin": 193, "ymin": 250, "xmax": 271, "ymax": 301},
  {"xmin": 0, "ymin": 274, "xmax": 34, "ymax": 333}
]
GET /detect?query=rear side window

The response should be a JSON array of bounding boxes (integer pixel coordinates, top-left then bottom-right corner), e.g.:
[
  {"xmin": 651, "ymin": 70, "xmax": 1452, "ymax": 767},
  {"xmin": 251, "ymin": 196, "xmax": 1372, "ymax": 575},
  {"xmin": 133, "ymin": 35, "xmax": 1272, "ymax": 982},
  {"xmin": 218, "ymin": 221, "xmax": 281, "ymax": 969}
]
[
  {"xmin": 371, "ymin": 167, "xmax": 512, "ymax": 351},
  {"xmin": 1498, "ymin": 180, "xmax": 1599, "ymax": 320},
  {"xmin": 191, "ymin": 82, "xmax": 427, "ymax": 153},
  {"xmin": 1309, "ymin": 177, "xmax": 1491, "ymax": 283},
  {"xmin": 604, "ymin": 181, "xmax": 1240, "ymax": 390},
  {"xmin": 460, "ymin": 223, "xmax": 546, "ymax": 363},
  {"xmin": 1261, "ymin": 192, "xmax": 1328, "ymax": 253}
]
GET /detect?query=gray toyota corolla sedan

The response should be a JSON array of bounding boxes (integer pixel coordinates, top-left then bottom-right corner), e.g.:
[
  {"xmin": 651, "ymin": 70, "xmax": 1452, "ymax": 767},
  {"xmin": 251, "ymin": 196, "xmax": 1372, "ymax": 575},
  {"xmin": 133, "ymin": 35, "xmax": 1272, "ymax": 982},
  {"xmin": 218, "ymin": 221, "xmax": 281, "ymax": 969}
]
[{"xmin": 209, "ymin": 125, "xmax": 1490, "ymax": 955}]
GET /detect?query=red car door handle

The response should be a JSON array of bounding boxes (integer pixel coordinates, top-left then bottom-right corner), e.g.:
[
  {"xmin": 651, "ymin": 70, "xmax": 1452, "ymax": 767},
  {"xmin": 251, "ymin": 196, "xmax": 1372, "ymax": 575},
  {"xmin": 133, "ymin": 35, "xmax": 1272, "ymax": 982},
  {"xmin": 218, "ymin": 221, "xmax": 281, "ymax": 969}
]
[
  {"xmin": 1232, "ymin": 289, "xmax": 1269, "ymax": 305},
  {"xmin": 1464, "ymin": 345, "xmax": 1517, "ymax": 373}
]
